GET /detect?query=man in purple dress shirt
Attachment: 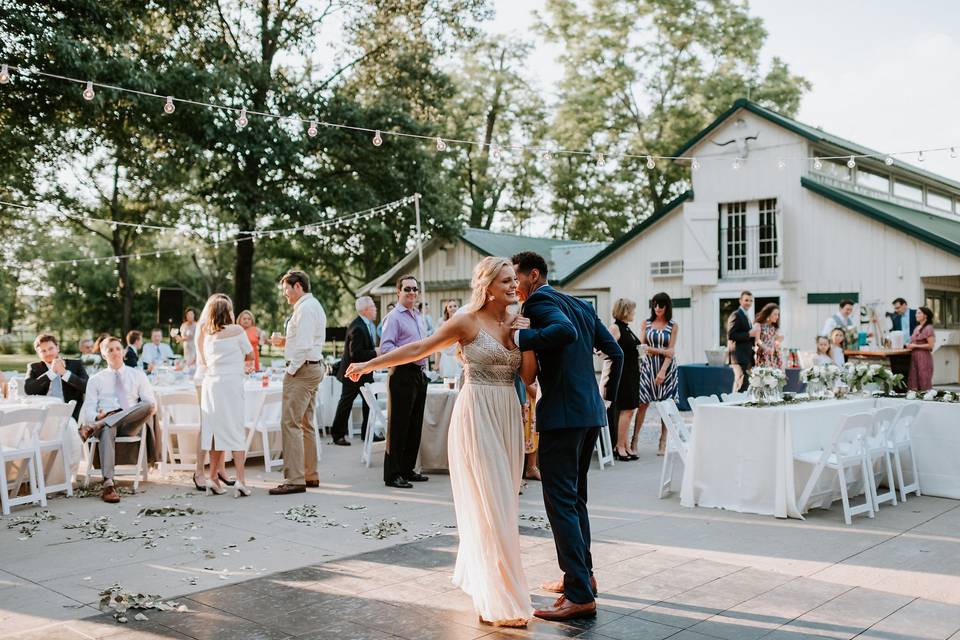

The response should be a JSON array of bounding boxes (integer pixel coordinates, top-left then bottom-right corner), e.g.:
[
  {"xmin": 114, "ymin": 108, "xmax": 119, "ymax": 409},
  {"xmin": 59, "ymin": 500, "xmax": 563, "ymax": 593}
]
[{"xmin": 379, "ymin": 274, "xmax": 430, "ymax": 489}]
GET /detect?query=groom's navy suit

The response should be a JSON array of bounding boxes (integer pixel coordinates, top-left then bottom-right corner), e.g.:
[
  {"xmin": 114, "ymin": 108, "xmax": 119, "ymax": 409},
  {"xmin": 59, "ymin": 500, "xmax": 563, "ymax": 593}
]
[{"xmin": 518, "ymin": 284, "xmax": 623, "ymax": 604}]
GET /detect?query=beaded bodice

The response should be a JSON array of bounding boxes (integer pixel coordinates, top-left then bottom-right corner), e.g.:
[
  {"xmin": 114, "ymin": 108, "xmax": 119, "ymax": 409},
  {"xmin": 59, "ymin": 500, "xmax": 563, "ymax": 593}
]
[{"xmin": 461, "ymin": 329, "xmax": 520, "ymax": 386}]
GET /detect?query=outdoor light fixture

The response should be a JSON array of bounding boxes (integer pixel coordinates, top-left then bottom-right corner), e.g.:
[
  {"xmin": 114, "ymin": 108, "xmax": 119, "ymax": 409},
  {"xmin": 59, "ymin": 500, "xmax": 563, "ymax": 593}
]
[
  {"xmin": 82, "ymin": 81, "xmax": 95, "ymax": 100},
  {"xmin": 0, "ymin": 64, "xmax": 10, "ymax": 84},
  {"xmin": 307, "ymin": 120, "xmax": 318, "ymax": 137},
  {"xmin": 236, "ymin": 107, "xmax": 248, "ymax": 127},
  {"xmin": 372, "ymin": 129, "xmax": 383, "ymax": 146},
  {"xmin": 435, "ymin": 137, "xmax": 447, "ymax": 151},
  {"xmin": 646, "ymin": 156, "xmax": 656, "ymax": 170},
  {"xmin": 163, "ymin": 96, "xmax": 175, "ymax": 114}
]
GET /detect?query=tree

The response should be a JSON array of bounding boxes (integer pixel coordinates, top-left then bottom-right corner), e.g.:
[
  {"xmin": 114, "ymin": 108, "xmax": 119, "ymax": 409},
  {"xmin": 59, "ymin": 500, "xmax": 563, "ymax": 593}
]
[
  {"xmin": 442, "ymin": 37, "xmax": 549, "ymax": 230},
  {"xmin": 538, "ymin": 0, "xmax": 811, "ymax": 240}
]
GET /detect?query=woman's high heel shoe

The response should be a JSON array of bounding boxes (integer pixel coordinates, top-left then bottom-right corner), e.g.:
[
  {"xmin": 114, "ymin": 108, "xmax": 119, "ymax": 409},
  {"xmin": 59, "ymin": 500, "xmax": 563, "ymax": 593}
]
[
  {"xmin": 218, "ymin": 473, "xmax": 236, "ymax": 487},
  {"xmin": 192, "ymin": 473, "xmax": 205, "ymax": 491},
  {"xmin": 234, "ymin": 482, "xmax": 252, "ymax": 498},
  {"xmin": 205, "ymin": 479, "xmax": 226, "ymax": 496},
  {"xmin": 613, "ymin": 449, "xmax": 633, "ymax": 461}
]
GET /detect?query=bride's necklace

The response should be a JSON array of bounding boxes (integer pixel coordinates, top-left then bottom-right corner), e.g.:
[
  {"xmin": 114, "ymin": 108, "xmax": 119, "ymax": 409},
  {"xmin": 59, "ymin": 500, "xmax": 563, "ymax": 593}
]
[{"xmin": 495, "ymin": 312, "xmax": 508, "ymax": 326}]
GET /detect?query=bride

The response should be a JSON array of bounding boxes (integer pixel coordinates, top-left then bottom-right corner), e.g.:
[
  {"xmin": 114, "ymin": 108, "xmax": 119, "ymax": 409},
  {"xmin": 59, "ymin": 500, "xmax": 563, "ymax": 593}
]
[{"xmin": 347, "ymin": 257, "xmax": 537, "ymax": 626}]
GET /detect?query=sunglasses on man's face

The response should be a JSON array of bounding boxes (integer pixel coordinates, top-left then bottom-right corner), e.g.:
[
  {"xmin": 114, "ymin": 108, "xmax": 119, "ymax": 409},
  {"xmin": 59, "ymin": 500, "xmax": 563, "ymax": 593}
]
[{"xmin": 402, "ymin": 286, "xmax": 419, "ymax": 293}]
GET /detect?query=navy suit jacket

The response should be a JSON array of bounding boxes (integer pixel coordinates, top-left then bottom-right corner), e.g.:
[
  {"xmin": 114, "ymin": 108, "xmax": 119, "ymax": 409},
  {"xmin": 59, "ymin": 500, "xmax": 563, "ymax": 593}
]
[
  {"xmin": 887, "ymin": 309, "xmax": 918, "ymax": 337},
  {"xmin": 517, "ymin": 285, "xmax": 623, "ymax": 431}
]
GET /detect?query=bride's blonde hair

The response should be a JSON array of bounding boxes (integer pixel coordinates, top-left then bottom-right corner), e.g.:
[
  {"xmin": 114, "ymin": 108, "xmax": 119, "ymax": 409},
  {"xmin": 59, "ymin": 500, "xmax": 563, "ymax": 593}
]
[{"xmin": 468, "ymin": 256, "xmax": 513, "ymax": 311}]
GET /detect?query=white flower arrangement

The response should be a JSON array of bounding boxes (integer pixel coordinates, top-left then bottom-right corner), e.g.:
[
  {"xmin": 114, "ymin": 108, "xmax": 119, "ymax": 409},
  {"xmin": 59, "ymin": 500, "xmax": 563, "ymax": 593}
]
[
  {"xmin": 800, "ymin": 364, "xmax": 842, "ymax": 386},
  {"xmin": 843, "ymin": 362, "xmax": 903, "ymax": 394},
  {"xmin": 908, "ymin": 389, "xmax": 957, "ymax": 402},
  {"xmin": 748, "ymin": 366, "xmax": 787, "ymax": 403}
]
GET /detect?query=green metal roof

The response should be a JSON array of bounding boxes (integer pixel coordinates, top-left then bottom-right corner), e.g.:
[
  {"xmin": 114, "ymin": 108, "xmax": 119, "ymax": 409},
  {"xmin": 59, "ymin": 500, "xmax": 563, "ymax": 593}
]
[
  {"xmin": 675, "ymin": 98, "xmax": 960, "ymax": 193},
  {"xmin": 460, "ymin": 227, "xmax": 606, "ymax": 282},
  {"xmin": 801, "ymin": 177, "xmax": 960, "ymax": 258},
  {"xmin": 560, "ymin": 191, "xmax": 693, "ymax": 285}
]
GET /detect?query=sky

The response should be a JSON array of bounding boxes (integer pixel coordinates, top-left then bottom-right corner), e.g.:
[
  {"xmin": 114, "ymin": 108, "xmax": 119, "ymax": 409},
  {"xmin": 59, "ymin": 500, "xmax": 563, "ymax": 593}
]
[{"xmin": 489, "ymin": 0, "xmax": 960, "ymax": 182}]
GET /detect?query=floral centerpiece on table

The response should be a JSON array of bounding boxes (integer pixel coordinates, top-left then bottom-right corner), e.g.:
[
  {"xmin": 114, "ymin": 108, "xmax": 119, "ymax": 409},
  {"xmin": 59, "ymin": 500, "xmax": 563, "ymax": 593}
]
[
  {"xmin": 748, "ymin": 366, "xmax": 787, "ymax": 404},
  {"xmin": 800, "ymin": 364, "xmax": 842, "ymax": 398},
  {"xmin": 906, "ymin": 389, "xmax": 958, "ymax": 402},
  {"xmin": 843, "ymin": 363, "xmax": 903, "ymax": 394}
]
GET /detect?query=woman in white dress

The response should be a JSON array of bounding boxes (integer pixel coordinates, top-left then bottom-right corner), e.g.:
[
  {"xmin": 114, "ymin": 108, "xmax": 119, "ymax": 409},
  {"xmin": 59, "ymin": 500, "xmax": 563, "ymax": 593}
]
[
  {"xmin": 177, "ymin": 308, "xmax": 198, "ymax": 367},
  {"xmin": 198, "ymin": 295, "xmax": 255, "ymax": 497},
  {"xmin": 347, "ymin": 257, "xmax": 537, "ymax": 627},
  {"xmin": 435, "ymin": 299, "xmax": 463, "ymax": 380}
]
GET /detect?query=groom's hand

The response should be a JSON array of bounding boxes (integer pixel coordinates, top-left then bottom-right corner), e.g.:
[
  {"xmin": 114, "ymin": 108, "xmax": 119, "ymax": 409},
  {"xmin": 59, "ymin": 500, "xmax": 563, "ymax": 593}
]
[{"xmin": 511, "ymin": 316, "xmax": 531, "ymax": 330}]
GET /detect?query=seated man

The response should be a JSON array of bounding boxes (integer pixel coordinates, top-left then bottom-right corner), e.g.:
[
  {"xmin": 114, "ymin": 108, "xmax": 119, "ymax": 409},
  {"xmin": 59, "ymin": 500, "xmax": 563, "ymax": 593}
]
[
  {"xmin": 78, "ymin": 338, "xmax": 95, "ymax": 355},
  {"xmin": 140, "ymin": 329, "xmax": 174, "ymax": 371},
  {"xmin": 24, "ymin": 333, "xmax": 88, "ymax": 420},
  {"xmin": 124, "ymin": 330, "xmax": 142, "ymax": 369},
  {"xmin": 79, "ymin": 336, "xmax": 157, "ymax": 504}
]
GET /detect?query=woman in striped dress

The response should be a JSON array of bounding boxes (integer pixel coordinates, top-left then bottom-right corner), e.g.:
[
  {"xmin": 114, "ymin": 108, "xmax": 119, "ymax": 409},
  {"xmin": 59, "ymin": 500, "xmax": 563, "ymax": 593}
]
[{"xmin": 636, "ymin": 293, "xmax": 679, "ymax": 456}]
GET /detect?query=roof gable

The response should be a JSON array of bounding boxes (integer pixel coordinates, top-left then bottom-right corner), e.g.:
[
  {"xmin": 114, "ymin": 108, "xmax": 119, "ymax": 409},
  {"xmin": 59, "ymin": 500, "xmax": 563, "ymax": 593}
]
[
  {"xmin": 801, "ymin": 177, "xmax": 960, "ymax": 258},
  {"xmin": 675, "ymin": 98, "xmax": 960, "ymax": 194}
]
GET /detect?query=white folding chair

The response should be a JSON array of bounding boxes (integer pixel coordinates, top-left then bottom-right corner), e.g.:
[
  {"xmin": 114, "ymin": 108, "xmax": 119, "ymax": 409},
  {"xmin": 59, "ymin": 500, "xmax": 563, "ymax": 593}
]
[
  {"xmin": 36, "ymin": 401, "xmax": 76, "ymax": 498},
  {"xmin": 688, "ymin": 395, "xmax": 720, "ymax": 411},
  {"xmin": 158, "ymin": 392, "xmax": 201, "ymax": 475},
  {"xmin": 721, "ymin": 391, "xmax": 749, "ymax": 404},
  {"xmin": 0, "ymin": 407, "xmax": 49, "ymax": 515},
  {"xmin": 795, "ymin": 411, "xmax": 875, "ymax": 525},
  {"xmin": 886, "ymin": 402, "xmax": 922, "ymax": 501},
  {"xmin": 244, "ymin": 390, "xmax": 284, "ymax": 472},
  {"xmin": 359, "ymin": 383, "xmax": 388, "ymax": 468},
  {"xmin": 653, "ymin": 400, "xmax": 691, "ymax": 498},
  {"xmin": 866, "ymin": 407, "xmax": 899, "ymax": 510},
  {"xmin": 81, "ymin": 413, "xmax": 150, "ymax": 492},
  {"xmin": 594, "ymin": 422, "xmax": 615, "ymax": 470}
]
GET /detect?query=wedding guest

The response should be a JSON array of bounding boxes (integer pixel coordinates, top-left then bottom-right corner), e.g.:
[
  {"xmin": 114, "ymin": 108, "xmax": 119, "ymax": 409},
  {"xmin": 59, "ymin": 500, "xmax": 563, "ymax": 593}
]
[
  {"xmin": 607, "ymin": 298, "xmax": 641, "ymax": 461},
  {"xmin": 197, "ymin": 295, "xmax": 254, "ymax": 497},
  {"xmin": 379, "ymin": 275, "xmax": 429, "ymax": 488},
  {"xmin": 78, "ymin": 337, "xmax": 156, "ymax": 504},
  {"xmin": 191, "ymin": 294, "xmax": 233, "ymax": 492},
  {"xmin": 268, "ymin": 270, "xmax": 327, "ymax": 495},
  {"xmin": 727, "ymin": 291, "xmax": 754, "ymax": 392},
  {"xmin": 813, "ymin": 336, "xmax": 833, "ymax": 366},
  {"xmin": 753, "ymin": 303, "xmax": 783, "ymax": 369},
  {"xmin": 377, "ymin": 302, "xmax": 395, "ymax": 338},
  {"xmin": 123, "ymin": 331, "xmax": 141, "ymax": 368},
  {"xmin": 78, "ymin": 339, "xmax": 95, "ymax": 355},
  {"xmin": 418, "ymin": 301, "xmax": 436, "ymax": 337},
  {"xmin": 0, "ymin": 371, "xmax": 7, "ymax": 399},
  {"xmin": 637, "ymin": 293, "xmax": 679, "ymax": 456},
  {"xmin": 821, "ymin": 299, "xmax": 857, "ymax": 339},
  {"xmin": 141, "ymin": 329, "xmax": 175, "ymax": 371},
  {"xmin": 237, "ymin": 310, "xmax": 261, "ymax": 371},
  {"xmin": 889, "ymin": 297, "xmax": 918, "ymax": 337},
  {"xmin": 331, "ymin": 296, "xmax": 379, "ymax": 446},
  {"xmin": 829, "ymin": 327, "xmax": 846, "ymax": 366},
  {"xmin": 436, "ymin": 300, "xmax": 463, "ymax": 380},
  {"xmin": 176, "ymin": 308, "xmax": 198, "ymax": 367},
  {"xmin": 25, "ymin": 334, "xmax": 88, "ymax": 420},
  {"xmin": 907, "ymin": 306, "xmax": 936, "ymax": 391}
]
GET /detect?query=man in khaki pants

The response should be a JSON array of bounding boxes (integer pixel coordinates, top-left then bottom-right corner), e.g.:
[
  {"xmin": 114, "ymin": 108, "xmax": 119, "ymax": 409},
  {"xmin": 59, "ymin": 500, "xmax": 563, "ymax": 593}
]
[{"xmin": 269, "ymin": 270, "xmax": 327, "ymax": 495}]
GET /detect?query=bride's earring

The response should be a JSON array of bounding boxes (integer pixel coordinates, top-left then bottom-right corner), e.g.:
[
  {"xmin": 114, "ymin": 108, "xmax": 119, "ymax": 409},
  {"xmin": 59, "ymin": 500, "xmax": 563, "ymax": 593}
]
[{"xmin": 488, "ymin": 295, "xmax": 495, "ymax": 302}]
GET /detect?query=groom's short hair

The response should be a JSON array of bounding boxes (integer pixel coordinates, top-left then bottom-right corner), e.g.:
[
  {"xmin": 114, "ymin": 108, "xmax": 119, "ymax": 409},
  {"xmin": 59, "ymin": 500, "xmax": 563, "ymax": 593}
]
[{"xmin": 511, "ymin": 251, "xmax": 548, "ymax": 277}]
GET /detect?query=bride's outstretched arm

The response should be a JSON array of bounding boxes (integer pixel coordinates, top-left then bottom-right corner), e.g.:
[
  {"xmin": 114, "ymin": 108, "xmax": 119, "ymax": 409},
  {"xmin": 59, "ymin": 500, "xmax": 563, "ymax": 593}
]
[
  {"xmin": 520, "ymin": 350, "xmax": 538, "ymax": 385},
  {"xmin": 346, "ymin": 316, "xmax": 465, "ymax": 381}
]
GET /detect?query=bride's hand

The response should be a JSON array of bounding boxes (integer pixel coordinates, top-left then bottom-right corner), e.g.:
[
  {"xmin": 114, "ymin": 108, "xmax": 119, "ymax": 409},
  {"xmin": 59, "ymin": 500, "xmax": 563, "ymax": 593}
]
[
  {"xmin": 510, "ymin": 315, "xmax": 531, "ymax": 330},
  {"xmin": 345, "ymin": 362, "xmax": 367, "ymax": 382}
]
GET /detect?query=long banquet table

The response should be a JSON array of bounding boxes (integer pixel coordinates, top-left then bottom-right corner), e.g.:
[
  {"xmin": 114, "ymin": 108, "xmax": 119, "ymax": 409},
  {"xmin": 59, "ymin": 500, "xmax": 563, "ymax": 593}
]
[{"xmin": 680, "ymin": 397, "xmax": 959, "ymax": 519}]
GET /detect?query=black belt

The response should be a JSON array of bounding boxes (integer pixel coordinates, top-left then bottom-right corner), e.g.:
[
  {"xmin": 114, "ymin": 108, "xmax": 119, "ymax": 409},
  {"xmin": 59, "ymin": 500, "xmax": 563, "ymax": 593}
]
[{"xmin": 287, "ymin": 360, "xmax": 322, "ymax": 366}]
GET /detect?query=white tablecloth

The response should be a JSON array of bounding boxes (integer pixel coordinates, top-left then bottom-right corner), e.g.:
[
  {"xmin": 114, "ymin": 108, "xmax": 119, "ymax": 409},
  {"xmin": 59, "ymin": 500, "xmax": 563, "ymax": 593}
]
[
  {"xmin": 417, "ymin": 386, "xmax": 460, "ymax": 471},
  {"xmin": 680, "ymin": 397, "xmax": 958, "ymax": 518}
]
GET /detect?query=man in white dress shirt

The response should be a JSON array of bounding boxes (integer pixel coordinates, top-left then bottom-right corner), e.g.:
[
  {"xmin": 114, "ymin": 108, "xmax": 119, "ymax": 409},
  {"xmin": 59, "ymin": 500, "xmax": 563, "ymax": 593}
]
[
  {"xmin": 78, "ymin": 337, "xmax": 157, "ymax": 503},
  {"xmin": 140, "ymin": 329, "xmax": 175, "ymax": 371},
  {"xmin": 269, "ymin": 270, "xmax": 327, "ymax": 495}
]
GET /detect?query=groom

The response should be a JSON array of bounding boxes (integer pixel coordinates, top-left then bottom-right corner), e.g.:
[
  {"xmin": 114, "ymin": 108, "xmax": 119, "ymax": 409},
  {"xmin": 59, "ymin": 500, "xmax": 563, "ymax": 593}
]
[{"xmin": 511, "ymin": 251, "xmax": 623, "ymax": 621}]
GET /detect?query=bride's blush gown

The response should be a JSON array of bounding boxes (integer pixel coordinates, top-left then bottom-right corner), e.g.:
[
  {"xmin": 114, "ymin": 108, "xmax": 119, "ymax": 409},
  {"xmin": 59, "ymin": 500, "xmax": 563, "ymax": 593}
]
[{"xmin": 448, "ymin": 329, "xmax": 532, "ymax": 623}]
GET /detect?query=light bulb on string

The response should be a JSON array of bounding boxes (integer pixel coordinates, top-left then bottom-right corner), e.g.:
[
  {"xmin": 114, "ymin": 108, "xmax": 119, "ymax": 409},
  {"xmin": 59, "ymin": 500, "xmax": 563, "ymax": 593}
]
[
  {"xmin": 93, "ymin": 259, "xmax": 100, "ymax": 266},
  {"xmin": 814, "ymin": 157, "xmax": 823, "ymax": 170},
  {"xmin": 236, "ymin": 107, "xmax": 248, "ymax": 127},
  {"xmin": 0, "ymin": 64, "xmax": 10, "ymax": 84},
  {"xmin": 175, "ymin": 249, "xmax": 182, "ymax": 256},
  {"xmin": 307, "ymin": 120, "xmax": 318, "ymax": 137},
  {"xmin": 918, "ymin": 150, "xmax": 925, "ymax": 162},
  {"xmin": 135, "ymin": 253, "xmax": 142, "ymax": 261},
  {"xmin": 490, "ymin": 145, "xmax": 501, "ymax": 160},
  {"xmin": 82, "ymin": 81, "xmax": 95, "ymax": 100},
  {"xmin": 163, "ymin": 96, "xmax": 175, "ymax": 114},
  {"xmin": 110, "ymin": 222, "xmax": 118, "ymax": 231},
  {"xmin": 732, "ymin": 157, "xmax": 742, "ymax": 170},
  {"xmin": 135, "ymin": 225, "xmax": 143, "ymax": 234},
  {"xmin": 596, "ymin": 153, "xmax": 605, "ymax": 168},
  {"xmin": 71, "ymin": 260, "xmax": 78, "ymax": 267},
  {"xmin": 885, "ymin": 156, "xmax": 894, "ymax": 166},
  {"xmin": 646, "ymin": 156, "xmax": 656, "ymax": 170},
  {"xmin": 435, "ymin": 137, "xmax": 447, "ymax": 152},
  {"xmin": 114, "ymin": 256, "xmax": 120, "ymax": 264},
  {"xmin": 777, "ymin": 159, "xmax": 786, "ymax": 170},
  {"xmin": 951, "ymin": 147, "xmax": 957, "ymax": 159},
  {"xmin": 691, "ymin": 158, "xmax": 700, "ymax": 171},
  {"xmin": 542, "ymin": 149, "xmax": 552, "ymax": 161},
  {"xmin": 155, "ymin": 251, "xmax": 161, "ymax": 258},
  {"xmin": 372, "ymin": 130, "xmax": 383, "ymax": 146},
  {"xmin": 847, "ymin": 156, "xmax": 856, "ymax": 169}
]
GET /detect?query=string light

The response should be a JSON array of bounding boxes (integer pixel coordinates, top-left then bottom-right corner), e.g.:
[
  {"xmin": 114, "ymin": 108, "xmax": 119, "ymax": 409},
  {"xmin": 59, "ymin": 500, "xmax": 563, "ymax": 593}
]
[
  {"xmin": 236, "ymin": 107, "xmax": 248, "ymax": 127},
  {"xmin": 732, "ymin": 157, "xmax": 742, "ymax": 170},
  {"xmin": 645, "ymin": 156, "xmax": 656, "ymax": 170},
  {"xmin": 435, "ymin": 137, "xmax": 447, "ymax": 152},
  {"xmin": 596, "ymin": 153, "xmax": 605, "ymax": 168},
  {"xmin": 542, "ymin": 149, "xmax": 552, "ymax": 161},
  {"xmin": 372, "ymin": 130, "xmax": 383, "ymax": 147},
  {"xmin": 82, "ymin": 81, "xmax": 95, "ymax": 100},
  {"xmin": 691, "ymin": 158, "xmax": 700, "ymax": 171},
  {"xmin": 490, "ymin": 145, "xmax": 501, "ymax": 160},
  {"xmin": 307, "ymin": 120, "xmax": 318, "ymax": 137},
  {"xmin": 814, "ymin": 157, "xmax": 823, "ymax": 170},
  {"xmin": 952, "ymin": 147, "xmax": 957, "ymax": 159},
  {"xmin": 163, "ymin": 96, "xmax": 175, "ymax": 114},
  {"xmin": 885, "ymin": 156, "xmax": 894, "ymax": 166},
  {"xmin": 847, "ymin": 156, "xmax": 856, "ymax": 169},
  {"xmin": 777, "ymin": 159, "xmax": 785, "ymax": 170},
  {"xmin": 0, "ymin": 64, "xmax": 9, "ymax": 84},
  {"xmin": 918, "ymin": 150, "xmax": 925, "ymax": 163}
]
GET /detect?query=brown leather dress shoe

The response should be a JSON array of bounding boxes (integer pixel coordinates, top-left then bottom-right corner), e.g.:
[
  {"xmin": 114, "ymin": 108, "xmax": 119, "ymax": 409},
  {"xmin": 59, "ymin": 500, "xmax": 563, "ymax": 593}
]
[
  {"xmin": 533, "ymin": 595, "xmax": 596, "ymax": 621},
  {"xmin": 78, "ymin": 424, "xmax": 98, "ymax": 443},
  {"xmin": 305, "ymin": 480, "xmax": 320, "ymax": 488},
  {"xmin": 268, "ymin": 483, "xmax": 306, "ymax": 495},
  {"xmin": 541, "ymin": 575, "xmax": 598, "ymax": 596},
  {"xmin": 101, "ymin": 485, "xmax": 120, "ymax": 504}
]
